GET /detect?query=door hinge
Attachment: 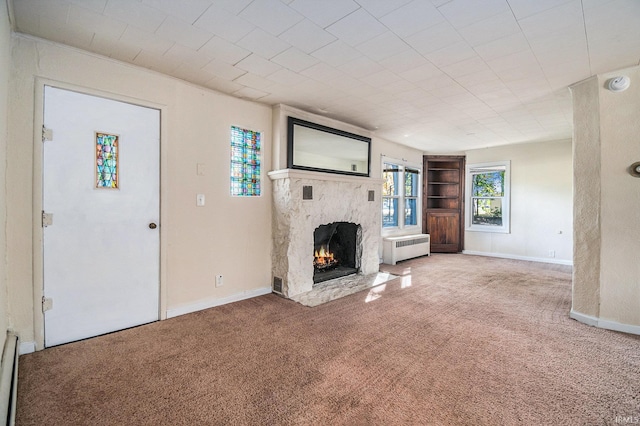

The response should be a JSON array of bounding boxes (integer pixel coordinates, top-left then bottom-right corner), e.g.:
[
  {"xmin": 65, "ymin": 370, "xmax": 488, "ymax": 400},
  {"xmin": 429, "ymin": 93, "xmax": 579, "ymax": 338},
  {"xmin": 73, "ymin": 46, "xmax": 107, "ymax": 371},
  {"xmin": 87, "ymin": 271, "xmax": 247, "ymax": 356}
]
[
  {"xmin": 42, "ymin": 211, "xmax": 53, "ymax": 227},
  {"xmin": 42, "ymin": 126, "xmax": 53, "ymax": 142},
  {"xmin": 42, "ymin": 296, "xmax": 53, "ymax": 313}
]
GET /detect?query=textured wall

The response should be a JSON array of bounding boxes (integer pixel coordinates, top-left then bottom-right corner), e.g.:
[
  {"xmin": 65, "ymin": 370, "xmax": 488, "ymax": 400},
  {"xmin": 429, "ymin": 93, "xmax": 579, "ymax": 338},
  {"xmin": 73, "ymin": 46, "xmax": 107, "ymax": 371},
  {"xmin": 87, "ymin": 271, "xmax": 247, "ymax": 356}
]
[
  {"xmin": 0, "ymin": 0, "xmax": 11, "ymax": 351},
  {"xmin": 571, "ymin": 65, "xmax": 640, "ymax": 329},
  {"xmin": 570, "ymin": 77, "xmax": 602, "ymax": 318},
  {"xmin": 597, "ymin": 67, "xmax": 640, "ymax": 326}
]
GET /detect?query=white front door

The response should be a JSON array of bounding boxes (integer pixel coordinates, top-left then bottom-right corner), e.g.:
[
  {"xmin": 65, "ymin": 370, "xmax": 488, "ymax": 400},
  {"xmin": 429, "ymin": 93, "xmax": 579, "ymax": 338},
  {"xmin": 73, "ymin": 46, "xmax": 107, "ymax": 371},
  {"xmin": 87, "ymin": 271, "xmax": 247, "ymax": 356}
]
[{"xmin": 43, "ymin": 86, "xmax": 160, "ymax": 347}]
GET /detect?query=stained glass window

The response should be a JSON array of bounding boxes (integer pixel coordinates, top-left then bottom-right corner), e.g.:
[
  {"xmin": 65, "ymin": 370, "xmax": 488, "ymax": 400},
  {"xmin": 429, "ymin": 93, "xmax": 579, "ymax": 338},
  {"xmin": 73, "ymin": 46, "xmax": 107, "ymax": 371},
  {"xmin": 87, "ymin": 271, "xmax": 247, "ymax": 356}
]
[
  {"xmin": 231, "ymin": 126, "xmax": 261, "ymax": 197},
  {"xmin": 96, "ymin": 132, "xmax": 119, "ymax": 189}
]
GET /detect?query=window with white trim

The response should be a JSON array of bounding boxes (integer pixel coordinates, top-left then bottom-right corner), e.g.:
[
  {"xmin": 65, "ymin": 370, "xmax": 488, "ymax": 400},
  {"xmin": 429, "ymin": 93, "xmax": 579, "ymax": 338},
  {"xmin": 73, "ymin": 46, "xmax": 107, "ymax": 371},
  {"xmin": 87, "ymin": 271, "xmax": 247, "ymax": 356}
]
[
  {"xmin": 465, "ymin": 161, "xmax": 510, "ymax": 233},
  {"xmin": 382, "ymin": 159, "xmax": 421, "ymax": 232}
]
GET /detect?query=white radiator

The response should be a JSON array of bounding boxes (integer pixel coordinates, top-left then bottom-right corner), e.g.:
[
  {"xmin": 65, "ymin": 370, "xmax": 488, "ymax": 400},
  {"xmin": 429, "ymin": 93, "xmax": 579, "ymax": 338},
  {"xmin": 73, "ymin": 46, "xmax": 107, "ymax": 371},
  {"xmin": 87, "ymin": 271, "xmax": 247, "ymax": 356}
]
[{"xmin": 383, "ymin": 234, "xmax": 430, "ymax": 265}]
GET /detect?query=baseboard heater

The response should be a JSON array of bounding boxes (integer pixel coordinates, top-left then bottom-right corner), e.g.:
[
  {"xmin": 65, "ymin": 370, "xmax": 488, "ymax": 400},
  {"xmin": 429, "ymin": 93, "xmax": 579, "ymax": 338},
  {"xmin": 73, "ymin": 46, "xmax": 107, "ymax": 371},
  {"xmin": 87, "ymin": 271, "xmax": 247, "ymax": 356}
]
[
  {"xmin": 0, "ymin": 332, "xmax": 19, "ymax": 426},
  {"xmin": 383, "ymin": 234, "xmax": 430, "ymax": 265}
]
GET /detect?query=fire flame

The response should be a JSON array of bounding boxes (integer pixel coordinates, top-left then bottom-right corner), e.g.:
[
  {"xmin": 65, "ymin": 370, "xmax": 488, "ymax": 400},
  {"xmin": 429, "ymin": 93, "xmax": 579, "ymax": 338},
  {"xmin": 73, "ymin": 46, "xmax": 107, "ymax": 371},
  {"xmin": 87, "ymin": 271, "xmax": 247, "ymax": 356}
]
[{"xmin": 314, "ymin": 245, "xmax": 337, "ymax": 267}]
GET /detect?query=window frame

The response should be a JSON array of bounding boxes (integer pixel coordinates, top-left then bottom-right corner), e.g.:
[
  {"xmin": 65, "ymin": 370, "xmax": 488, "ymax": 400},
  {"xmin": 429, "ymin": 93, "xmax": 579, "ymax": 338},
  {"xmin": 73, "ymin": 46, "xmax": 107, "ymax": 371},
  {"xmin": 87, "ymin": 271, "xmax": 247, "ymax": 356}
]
[
  {"xmin": 230, "ymin": 125, "xmax": 261, "ymax": 197},
  {"xmin": 381, "ymin": 157, "xmax": 422, "ymax": 236},
  {"xmin": 465, "ymin": 160, "xmax": 511, "ymax": 233}
]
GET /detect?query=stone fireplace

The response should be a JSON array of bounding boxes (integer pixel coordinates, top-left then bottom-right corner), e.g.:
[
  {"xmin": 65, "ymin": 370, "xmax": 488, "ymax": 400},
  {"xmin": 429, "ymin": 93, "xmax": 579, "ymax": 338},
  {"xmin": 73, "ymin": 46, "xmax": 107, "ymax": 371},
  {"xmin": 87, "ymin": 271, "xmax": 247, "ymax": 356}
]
[{"xmin": 269, "ymin": 169, "xmax": 382, "ymax": 299}]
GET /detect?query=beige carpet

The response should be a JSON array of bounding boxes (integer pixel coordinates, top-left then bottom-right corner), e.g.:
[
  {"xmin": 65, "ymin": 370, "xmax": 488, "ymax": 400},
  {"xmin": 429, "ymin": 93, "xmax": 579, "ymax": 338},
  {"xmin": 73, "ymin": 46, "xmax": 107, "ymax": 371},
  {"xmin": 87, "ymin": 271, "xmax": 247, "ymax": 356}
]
[{"xmin": 17, "ymin": 254, "xmax": 640, "ymax": 425}]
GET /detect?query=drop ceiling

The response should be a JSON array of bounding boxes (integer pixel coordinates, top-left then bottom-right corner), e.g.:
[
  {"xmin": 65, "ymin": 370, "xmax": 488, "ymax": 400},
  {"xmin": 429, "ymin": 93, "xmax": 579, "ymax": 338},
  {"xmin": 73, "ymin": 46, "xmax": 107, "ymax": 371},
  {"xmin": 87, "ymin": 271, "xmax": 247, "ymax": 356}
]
[{"xmin": 9, "ymin": 0, "xmax": 640, "ymax": 152}]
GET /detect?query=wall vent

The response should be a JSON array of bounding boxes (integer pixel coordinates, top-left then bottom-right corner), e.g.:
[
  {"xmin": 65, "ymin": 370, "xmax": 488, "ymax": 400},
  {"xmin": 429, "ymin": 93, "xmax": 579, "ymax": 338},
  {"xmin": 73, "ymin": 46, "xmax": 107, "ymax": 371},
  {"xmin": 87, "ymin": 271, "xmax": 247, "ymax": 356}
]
[{"xmin": 272, "ymin": 277, "xmax": 283, "ymax": 294}]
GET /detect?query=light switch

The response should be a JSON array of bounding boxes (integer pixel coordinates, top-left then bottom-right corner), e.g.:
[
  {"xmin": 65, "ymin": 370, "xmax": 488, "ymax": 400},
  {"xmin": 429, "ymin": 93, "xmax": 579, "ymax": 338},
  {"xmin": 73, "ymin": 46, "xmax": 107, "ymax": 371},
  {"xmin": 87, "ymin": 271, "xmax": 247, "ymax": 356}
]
[
  {"xmin": 197, "ymin": 163, "xmax": 205, "ymax": 176},
  {"xmin": 196, "ymin": 194, "xmax": 205, "ymax": 206}
]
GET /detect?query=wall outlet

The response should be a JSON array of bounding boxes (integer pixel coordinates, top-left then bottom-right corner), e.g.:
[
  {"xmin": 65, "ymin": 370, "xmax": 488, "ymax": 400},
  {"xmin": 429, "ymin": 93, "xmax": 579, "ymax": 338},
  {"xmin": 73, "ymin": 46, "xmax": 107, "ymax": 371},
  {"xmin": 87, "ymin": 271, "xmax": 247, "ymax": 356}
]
[
  {"xmin": 215, "ymin": 274, "xmax": 223, "ymax": 287},
  {"xmin": 548, "ymin": 250, "xmax": 555, "ymax": 258}
]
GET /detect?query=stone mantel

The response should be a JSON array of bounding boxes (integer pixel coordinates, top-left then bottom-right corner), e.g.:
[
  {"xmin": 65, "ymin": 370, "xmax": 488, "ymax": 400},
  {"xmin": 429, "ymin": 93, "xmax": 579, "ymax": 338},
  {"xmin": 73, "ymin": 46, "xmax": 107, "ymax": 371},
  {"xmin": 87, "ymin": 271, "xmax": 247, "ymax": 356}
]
[
  {"xmin": 270, "ymin": 168, "xmax": 382, "ymax": 298},
  {"xmin": 268, "ymin": 168, "xmax": 383, "ymax": 185}
]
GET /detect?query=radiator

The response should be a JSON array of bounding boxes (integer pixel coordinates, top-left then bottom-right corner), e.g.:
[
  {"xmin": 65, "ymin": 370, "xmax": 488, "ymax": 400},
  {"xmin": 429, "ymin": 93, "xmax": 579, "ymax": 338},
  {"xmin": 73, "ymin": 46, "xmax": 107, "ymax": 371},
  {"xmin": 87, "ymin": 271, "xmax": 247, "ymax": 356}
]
[
  {"xmin": 383, "ymin": 234, "xmax": 430, "ymax": 265},
  {"xmin": 0, "ymin": 332, "xmax": 18, "ymax": 426}
]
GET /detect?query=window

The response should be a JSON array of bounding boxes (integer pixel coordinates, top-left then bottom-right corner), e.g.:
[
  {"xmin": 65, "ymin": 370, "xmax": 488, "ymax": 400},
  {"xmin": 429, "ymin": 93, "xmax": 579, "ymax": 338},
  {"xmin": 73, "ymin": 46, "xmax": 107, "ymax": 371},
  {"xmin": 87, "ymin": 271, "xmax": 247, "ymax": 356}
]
[
  {"xmin": 382, "ymin": 159, "xmax": 421, "ymax": 232},
  {"xmin": 465, "ymin": 161, "xmax": 510, "ymax": 233},
  {"xmin": 230, "ymin": 126, "xmax": 261, "ymax": 197}
]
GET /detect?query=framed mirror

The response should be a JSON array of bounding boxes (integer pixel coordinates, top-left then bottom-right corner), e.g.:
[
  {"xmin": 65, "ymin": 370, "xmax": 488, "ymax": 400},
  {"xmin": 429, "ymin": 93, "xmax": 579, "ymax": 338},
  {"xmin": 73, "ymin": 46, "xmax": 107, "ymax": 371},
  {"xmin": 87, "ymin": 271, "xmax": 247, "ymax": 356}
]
[{"xmin": 287, "ymin": 117, "xmax": 371, "ymax": 177}]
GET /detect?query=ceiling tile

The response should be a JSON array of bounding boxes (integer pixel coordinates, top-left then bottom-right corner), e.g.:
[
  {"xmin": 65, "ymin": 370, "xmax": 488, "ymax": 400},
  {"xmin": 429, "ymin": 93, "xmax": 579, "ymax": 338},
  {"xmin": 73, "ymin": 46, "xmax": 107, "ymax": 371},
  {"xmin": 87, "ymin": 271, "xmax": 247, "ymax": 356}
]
[
  {"xmin": 103, "ymin": 0, "xmax": 168, "ymax": 33},
  {"xmin": 378, "ymin": 49, "xmax": 429, "ymax": 74},
  {"xmin": 155, "ymin": 16, "xmax": 213, "ymax": 50},
  {"xmin": 300, "ymin": 62, "xmax": 348, "ymax": 82},
  {"xmin": 235, "ymin": 54, "xmax": 282, "ymax": 77},
  {"xmin": 119, "ymin": 26, "xmax": 174, "ymax": 56},
  {"xmin": 267, "ymin": 68, "xmax": 309, "ymax": 86},
  {"xmin": 337, "ymin": 56, "xmax": 384, "ymax": 78},
  {"xmin": 203, "ymin": 76, "xmax": 245, "ymax": 94},
  {"xmin": 162, "ymin": 44, "xmax": 211, "ymax": 69},
  {"xmin": 325, "ymin": 9, "xmax": 387, "ymax": 47},
  {"xmin": 356, "ymin": 0, "xmax": 413, "ymax": 18},
  {"xmin": 518, "ymin": 1, "xmax": 585, "ymax": 44},
  {"xmin": 457, "ymin": 11, "xmax": 520, "ymax": 47},
  {"xmin": 201, "ymin": 58, "xmax": 247, "ymax": 80},
  {"xmin": 271, "ymin": 47, "xmax": 320, "ymax": 72},
  {"xmin": 311, "ymin": 41, "xmax": 362, "ymax": 67},
  {"xmin": 424, "ymin": 40, "xmax": 477, "ymax": 68},
  {"xmin": 141, "ymin": 0, "xmax": 212, "ymax": 24},
  {"xmin": 239, "ymin": 0, "xmax": 304, "ymax": 36},
  {"xmin": 355, "ymin": 31, "xmax": 410, "ymax": 62},
  {"xmin": 289, "ymin": 0, "xmax": 360, "ymax": 28},
  {"xmin": 278, "ymin": 19, "xmax": 336, "ymax": 54},
  {"xmin": 380, "ymin": 0, "xmax": 445, "ymax": 38},
  {"xmin": 67, "ymin": 4, "xmax": 127, "ymax": 37},
  {"xmin": 507, "ymin": 0, "xmax": 574, "ymax": 20},
  {"xmin": 198, "ymin": 36, "xmax": 251, "ymax": 65},
  {"xmin": 234, "ymin": 72, "xmax": 276, "ymax": 91},
  {"xmin": 437, "ymin": 0, "xmax": 510, "ymax": 28},
  {"xmin": 194, "ymin": 6, "xmax": 255, "ymax": 43},
  {"xmin": 442, "ymin": 56, "xmax": 492, "ymax": 78},
  {"xmin": 473, "ymin": 32, "xmax": 530, "ymax": 62},
  {"xmin": 236, "ymin": 28, "xmax": 291, "ymax": 59},
  {"xmin": 233, "ymin": 86, "xmax": 270, "ymax": 100},
  {"xmin": 399, "ymin": 62, "xmax": 445, "ymax": 82},
  {"xmin": 405, "ymin": 21, "xmax": 463, "ymax": 55},
  {"xmin": 67, "ymin": 0, "xmax": 107, "ymax": 13},
  {"xmin": 209, "ymin": 0, "xmax": 254, "ymax": 15}
]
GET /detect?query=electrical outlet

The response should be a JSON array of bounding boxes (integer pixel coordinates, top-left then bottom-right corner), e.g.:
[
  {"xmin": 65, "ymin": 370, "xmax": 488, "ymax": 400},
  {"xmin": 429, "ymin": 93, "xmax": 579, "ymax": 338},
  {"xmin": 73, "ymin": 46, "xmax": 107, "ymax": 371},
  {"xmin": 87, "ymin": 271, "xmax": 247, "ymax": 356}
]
[
  {"xmin": 215, "ymin": 274, "xmax": 223, "ymax": 287},
  {"xmin": 548, "ymin": 250, "xmax": 555, "ymax": 258}
]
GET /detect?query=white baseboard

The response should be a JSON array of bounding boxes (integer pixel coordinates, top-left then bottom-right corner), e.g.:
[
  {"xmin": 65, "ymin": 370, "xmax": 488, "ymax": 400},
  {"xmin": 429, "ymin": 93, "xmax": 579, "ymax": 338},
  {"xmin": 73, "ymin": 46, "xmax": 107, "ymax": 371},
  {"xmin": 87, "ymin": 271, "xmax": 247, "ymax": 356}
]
[
  {"xmin": 570, "ymin": 310, "xmax": 640, "ymax": 336},
  {"xmin": 19, "ymin": 341, "xmax": 36, "ymax": 355},
  {"xmin": 166, "ymin": 287, "xmax": 272, "ymax": 319},
  {"xmin": 462, "ymin": 250, "xmax": 573, "ymax": 266}
]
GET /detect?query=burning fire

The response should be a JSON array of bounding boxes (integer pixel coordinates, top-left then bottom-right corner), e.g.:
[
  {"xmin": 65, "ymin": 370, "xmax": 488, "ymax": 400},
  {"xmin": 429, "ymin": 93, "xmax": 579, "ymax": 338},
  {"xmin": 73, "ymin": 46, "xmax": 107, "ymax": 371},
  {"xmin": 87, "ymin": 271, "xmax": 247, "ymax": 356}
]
[{"xmin": 314, "ymin": 245, "xmax": 338, "ymax": 269}]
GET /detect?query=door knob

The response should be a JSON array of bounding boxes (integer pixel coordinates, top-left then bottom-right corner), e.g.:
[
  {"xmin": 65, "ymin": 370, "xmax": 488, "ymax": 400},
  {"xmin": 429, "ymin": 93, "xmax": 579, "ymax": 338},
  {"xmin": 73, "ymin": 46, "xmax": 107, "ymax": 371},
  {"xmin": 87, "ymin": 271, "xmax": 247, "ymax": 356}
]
[{"xmin": 149, "ymin": 223, "xmax": 157, "ymax": 229}]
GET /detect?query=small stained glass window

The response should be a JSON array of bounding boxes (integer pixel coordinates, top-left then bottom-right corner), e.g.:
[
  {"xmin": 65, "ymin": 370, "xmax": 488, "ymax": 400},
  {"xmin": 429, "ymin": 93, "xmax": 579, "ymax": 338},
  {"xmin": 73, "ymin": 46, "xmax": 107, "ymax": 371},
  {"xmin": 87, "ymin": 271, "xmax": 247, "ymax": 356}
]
[
  {"xmin": 96, "ymin": 132, "xmax": 119, "ymax": 189},
  {"xmin": 230, "ymin": 126, "xmax": 261, "ymax": 197}
]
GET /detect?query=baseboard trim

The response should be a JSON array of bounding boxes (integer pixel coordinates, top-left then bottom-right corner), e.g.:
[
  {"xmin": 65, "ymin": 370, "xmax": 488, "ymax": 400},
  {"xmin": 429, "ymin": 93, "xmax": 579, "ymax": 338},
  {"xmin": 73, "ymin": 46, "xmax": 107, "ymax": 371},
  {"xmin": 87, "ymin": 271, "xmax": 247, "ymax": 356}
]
[
  {"xmin": 462, "ymin": 250, "xmax": 573, "ymax": 266},
  {"xmin": 166, "ymin": 287, "xmax": 272, "ymax": 319},
  {"xmin": 570, "ymin": 310, "xmax": 640, "ymax": 336},
  {"xmin": 18, "ymin": 341, "xmax": 36, "ymax": 355},
  {"xmin": 569, "ymin": 310, "xmax": 599, "ymax": 327}
]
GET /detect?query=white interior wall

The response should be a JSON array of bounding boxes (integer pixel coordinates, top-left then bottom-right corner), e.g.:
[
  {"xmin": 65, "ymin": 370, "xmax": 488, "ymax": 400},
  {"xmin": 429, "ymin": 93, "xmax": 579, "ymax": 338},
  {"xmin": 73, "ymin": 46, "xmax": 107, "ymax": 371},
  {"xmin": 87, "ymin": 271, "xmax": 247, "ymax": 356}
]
[
  {"xmin": 8, "ymin": 35, "xmax": 273, "ymax": 348},
  {"xmin": 0, "ymin": 0, "xmax": 11, "ymax": 351},
  {"xmin": 464, "ymin": 140, "xmax": 573, "ymax": 264}
]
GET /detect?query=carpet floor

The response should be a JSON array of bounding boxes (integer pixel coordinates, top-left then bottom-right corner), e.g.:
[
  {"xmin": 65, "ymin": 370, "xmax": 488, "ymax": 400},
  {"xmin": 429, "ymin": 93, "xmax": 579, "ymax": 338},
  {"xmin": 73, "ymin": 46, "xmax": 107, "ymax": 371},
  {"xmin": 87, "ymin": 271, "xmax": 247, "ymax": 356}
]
[{"xmin": 16, "ymin": 254, "xmax": 640, "ymax": 425}]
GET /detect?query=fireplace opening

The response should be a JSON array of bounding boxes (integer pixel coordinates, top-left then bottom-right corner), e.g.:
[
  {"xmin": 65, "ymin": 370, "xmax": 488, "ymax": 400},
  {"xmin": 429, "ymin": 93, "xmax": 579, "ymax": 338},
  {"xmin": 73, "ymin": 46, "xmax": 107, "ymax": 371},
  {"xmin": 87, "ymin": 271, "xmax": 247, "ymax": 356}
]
[{"xmin": 313, "ymin": 222, "xmax": 362, "ymax": 284}]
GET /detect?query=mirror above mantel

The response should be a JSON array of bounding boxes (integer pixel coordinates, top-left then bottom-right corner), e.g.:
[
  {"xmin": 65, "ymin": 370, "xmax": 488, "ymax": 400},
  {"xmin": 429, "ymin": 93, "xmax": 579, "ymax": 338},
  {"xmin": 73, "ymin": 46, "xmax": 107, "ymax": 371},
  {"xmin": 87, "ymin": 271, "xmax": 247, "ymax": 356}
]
[{"xmin": 287, "ymin": 117, "xmax": 371, "ymax": 177}]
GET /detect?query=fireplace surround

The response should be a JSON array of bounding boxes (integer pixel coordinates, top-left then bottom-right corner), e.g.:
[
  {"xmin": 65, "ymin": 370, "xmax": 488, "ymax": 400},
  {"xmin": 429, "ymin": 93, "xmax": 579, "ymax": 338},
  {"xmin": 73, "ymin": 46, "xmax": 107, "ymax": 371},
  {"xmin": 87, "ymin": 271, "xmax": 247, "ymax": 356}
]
[{"xmin": 269, "ymin": 169, "xmax": 382, "ymax": 298}]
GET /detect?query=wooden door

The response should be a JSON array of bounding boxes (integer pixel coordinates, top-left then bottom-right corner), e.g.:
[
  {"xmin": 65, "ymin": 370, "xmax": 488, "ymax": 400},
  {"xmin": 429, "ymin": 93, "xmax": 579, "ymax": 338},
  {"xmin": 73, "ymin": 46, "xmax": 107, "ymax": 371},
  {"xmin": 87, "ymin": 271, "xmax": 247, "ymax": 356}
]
[{"xmin": 426, "ymin": 212, "xmax": 460, "ymax": 253}]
